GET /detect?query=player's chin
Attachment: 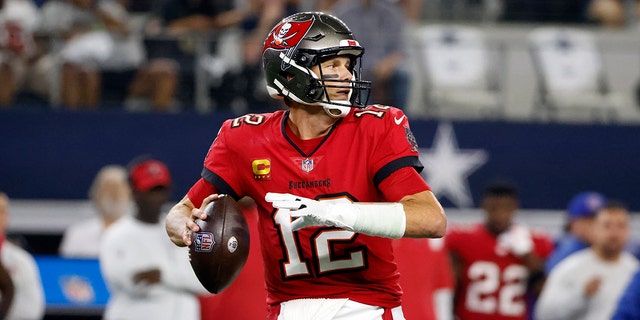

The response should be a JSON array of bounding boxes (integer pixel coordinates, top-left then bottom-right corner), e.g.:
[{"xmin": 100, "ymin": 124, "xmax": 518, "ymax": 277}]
[{"xmin": 331, "ymin": 92, "xmax": 350, "ymax": 101}]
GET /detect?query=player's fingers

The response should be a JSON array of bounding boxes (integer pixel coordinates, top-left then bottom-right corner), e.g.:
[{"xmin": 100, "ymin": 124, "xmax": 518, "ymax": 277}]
[
  {"xmin": 199, "ymin": 194, "xmax": 225, "ymax": 213},
  {"xmin": 265, "ymin": 192, "xmax": 298, "ymax": 202},
  {"xmin": 191, "ymin": 207, "xmax": 207, "ymax": 222},
  {"xmin": 183, "ymin": 230, "xmax": 192, "ymax": 246},
  {"xmin": 272, "ymin": 200, "xmax": 306, "ymax": 210},
  {"xmin": 290, "ymin": 218, "xmax": 310, "ymax": 231},
  {"xmin": 288, "ymin": 210, "xmax": 310, "ymax": 218}
]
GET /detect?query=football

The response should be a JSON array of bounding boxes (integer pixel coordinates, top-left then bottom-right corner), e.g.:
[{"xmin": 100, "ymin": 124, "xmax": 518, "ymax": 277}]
[{"xmin": 189, "ymin": 195, "xmax": 250, "ymax": 294}]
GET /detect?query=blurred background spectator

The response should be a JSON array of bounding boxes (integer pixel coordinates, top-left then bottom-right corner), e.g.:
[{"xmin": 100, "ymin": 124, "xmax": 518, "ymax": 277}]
[
  {"xmin": 141, "ymin": 0, "xmax": 296, "ymax": 112},
  {"xmin": 59, "ymin": 165, "xmax": 132, "ymax": 258},
  {"xmin": 37, "ymin": 0, "xmax": 180, "ymax": 111},
  {"xmin": 0, "ymin": 0, "xmax": 43, "ymax": 107},
  {"xmin": 38, "ymin": 0, "xmax": 105, "ymax": 109},
  {"xmin": 544, "ymin": 191, "xmax": 606, "ymax": 274},
  {"xmin": 0, "ymin": 192, "xmax": 45, "ymax": 320},
  {"xmin": 330, "ymin": 0, "xmax": 410, "ymax": 109},
  {"xmin": 97, "ymin": 0, "xmax": 179, "ymax": 112},
  {"xmin": 536, "ymin": 201, "xmax": 639, "ymax": 320}
]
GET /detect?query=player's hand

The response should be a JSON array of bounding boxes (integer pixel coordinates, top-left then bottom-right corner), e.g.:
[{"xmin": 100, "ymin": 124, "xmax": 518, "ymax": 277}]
[
  {"xmin": 498, "ymin": 224, "xmax": 533, "ymax": 256},
  {"xmin": 183, "ymin": 194, "xmax": 224, "ymax": 246},
  {"xmin": 265, "ymin": 192, "xmax": 356, "ymax": 231}
]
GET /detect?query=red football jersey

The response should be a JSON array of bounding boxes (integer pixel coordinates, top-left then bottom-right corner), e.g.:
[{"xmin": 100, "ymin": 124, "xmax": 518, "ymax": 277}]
[
  {"xmin": 445, "ymin": 224, "xmax": 553, "ymax": 320},
  {"xmin": 194, "ymin": 106, "xmax": 427, "ymax": 308}
]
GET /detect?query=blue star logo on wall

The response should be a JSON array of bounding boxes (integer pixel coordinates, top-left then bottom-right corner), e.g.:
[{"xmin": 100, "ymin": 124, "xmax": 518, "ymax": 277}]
[{"xmin": 419, "ymin": 123, "xmax": 488, "ymax": 208}]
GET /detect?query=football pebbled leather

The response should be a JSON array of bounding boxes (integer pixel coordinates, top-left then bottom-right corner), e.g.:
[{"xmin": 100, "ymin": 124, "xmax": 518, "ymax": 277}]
[{"xmin": 189, "ymin": 195, "xmax": 250, "ymax": 293}]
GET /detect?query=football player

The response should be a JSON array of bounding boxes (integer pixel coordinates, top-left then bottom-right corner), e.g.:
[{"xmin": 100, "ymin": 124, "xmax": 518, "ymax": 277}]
[
  {"xmin": 166, "ymin": 11, "xmax": 446, "ymax": 320},
  {"xmin": 445, "ymin": 182, "xmax": 553, "ymax": 320}
]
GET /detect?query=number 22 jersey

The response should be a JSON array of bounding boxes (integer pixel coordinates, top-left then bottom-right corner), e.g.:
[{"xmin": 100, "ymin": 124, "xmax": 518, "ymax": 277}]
[{"xmin": 194, "ymin": 106, "xmax": 429, "ymax": 308}]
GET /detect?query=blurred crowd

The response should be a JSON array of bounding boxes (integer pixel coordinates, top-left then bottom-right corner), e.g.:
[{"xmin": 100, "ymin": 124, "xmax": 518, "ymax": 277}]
[{"xmin": 1, "ymin": 0, "xmax": 639, "ymax": 114}]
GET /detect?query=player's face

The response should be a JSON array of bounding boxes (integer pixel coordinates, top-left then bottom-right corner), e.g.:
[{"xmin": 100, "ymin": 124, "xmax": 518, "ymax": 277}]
[
  {"xmin": 482, "ymin": 195, "xmax": 518, "ymax": 234},
  {"xmin": 311, "ymin": 56, "xmax": 353, "ymax": 101},
  {"xmin": 593, "ymin": 208, "xmax": 629, "ymax": 258}
]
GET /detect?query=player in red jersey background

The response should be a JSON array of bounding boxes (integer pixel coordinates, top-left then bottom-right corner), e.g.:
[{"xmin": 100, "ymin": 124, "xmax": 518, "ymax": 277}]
[
  {"xmin": 393, "ymin": 237, "xmax": 454, "ymax": 320},
  {"xmin": 166, "ymin": 11, "xmax": 447, "ymax": 320},
  {"xmin": 445, "ymin": 182, "xmax": 553, "ymax": 320}
]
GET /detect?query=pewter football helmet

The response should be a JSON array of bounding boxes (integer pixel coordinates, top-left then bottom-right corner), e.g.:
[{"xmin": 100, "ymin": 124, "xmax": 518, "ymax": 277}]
[{"xmin": 262, "ymin": 12, "xmax": 371, "ymax": 117}]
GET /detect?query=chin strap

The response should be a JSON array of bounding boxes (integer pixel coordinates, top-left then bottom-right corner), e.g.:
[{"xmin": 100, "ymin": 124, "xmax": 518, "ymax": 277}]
[
  {"xmin": 265, "ymin": 192, "xmax": 407, "ymax": 239},
  {"xmin": 321, "ymin": 101, "xmax": 351, "ymax": 118}
]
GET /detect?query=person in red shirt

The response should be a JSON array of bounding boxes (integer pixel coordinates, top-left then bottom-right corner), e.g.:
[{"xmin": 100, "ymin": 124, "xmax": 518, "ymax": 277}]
[
  {"xmin": 393, "ymin": 237, "xmax": 454, "ymax": 320},
  {"xmin": 165, "ymin": 11, "xmax": 447, "ymax": 320},
  {"xmin": 445, "ymin": 181, "xmax": 553, "ymax": 320}
]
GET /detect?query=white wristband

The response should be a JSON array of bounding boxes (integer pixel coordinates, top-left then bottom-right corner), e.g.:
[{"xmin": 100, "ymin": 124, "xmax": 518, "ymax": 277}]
[{"xmin": 343, "ymin": 202, "xmax": 407, "ymax": 239}]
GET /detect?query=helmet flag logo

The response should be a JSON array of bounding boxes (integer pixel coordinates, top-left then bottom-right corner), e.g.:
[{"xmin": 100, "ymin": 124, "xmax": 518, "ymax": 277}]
[{"xmin": 263, "ymin": 19, "xmax": 314, "ymax": 53}]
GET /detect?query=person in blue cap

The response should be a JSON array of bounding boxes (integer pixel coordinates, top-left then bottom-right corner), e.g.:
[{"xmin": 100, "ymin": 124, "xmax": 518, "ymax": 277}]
[{"xmin": 544, "ymin": 191, "xmax": 606, "ymax": 274}]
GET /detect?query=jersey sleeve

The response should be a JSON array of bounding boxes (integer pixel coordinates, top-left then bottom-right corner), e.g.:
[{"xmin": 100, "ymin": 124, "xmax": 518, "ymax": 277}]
[
  {"xmin": 201, "ymin": 119, "xmax": 243, "ymax": 199},
  {"xmin": 366, "ymin": 107, "xmax": 423, "ymax": 187},
  {"xmin": 377, "ymin": 166, "xmax": 430, "ymax": 202},
  {"xmin": 186, "ymin": 178, "xmax": 218, "ymax": 208}
]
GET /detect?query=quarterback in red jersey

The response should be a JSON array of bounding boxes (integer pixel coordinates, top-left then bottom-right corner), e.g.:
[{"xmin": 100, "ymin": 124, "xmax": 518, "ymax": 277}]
[
  {"xmin": 445, "ymin": 182, "xmax": 553, "ymax": 320},
  {"xmin": 165, "ymin": 11, "xmax": 446, "ymax": 320}
]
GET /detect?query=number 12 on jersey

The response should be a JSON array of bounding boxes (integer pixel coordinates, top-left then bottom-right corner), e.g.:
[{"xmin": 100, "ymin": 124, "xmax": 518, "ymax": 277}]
[{"xmin": 272, "ymin": 197, "xmax": 367, "ymax": 279}]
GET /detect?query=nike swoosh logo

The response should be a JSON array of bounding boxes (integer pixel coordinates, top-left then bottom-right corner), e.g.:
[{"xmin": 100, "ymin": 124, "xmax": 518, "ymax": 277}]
[{"xmin": 394, "ymin": 115, "xmax": 406, "ymax": 125}]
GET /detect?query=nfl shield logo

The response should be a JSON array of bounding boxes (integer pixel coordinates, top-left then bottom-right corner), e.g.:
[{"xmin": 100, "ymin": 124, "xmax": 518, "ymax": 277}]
[
  {"xmin": 195, "ymin": 232, "xmax": 215, "ymax": 252},
  {"xmin": 301, "ymin": 158, "xmax": 314, "ymax": 173}
]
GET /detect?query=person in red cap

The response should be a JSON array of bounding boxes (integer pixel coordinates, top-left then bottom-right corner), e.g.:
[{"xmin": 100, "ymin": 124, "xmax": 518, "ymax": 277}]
[{"xmin": 99, "ymin": 157, "xmax": 209, "ymax": 320}]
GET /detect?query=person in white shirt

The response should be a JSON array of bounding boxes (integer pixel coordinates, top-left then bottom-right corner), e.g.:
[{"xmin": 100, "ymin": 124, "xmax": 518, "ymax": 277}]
[
  {"xmin": 0, "ymin": 192, "xmax": 45, "ymax": 320},
  {"xmin": 99, "ymin": 157, "xmax": 207, "ymax": 320},
  {"xmin": 59, "ymin": 165, "xmax": 132, "ymax": 258},
  {"xmin": 535, "ymin": 200, "xmax": 639, "ymax": 320}
]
